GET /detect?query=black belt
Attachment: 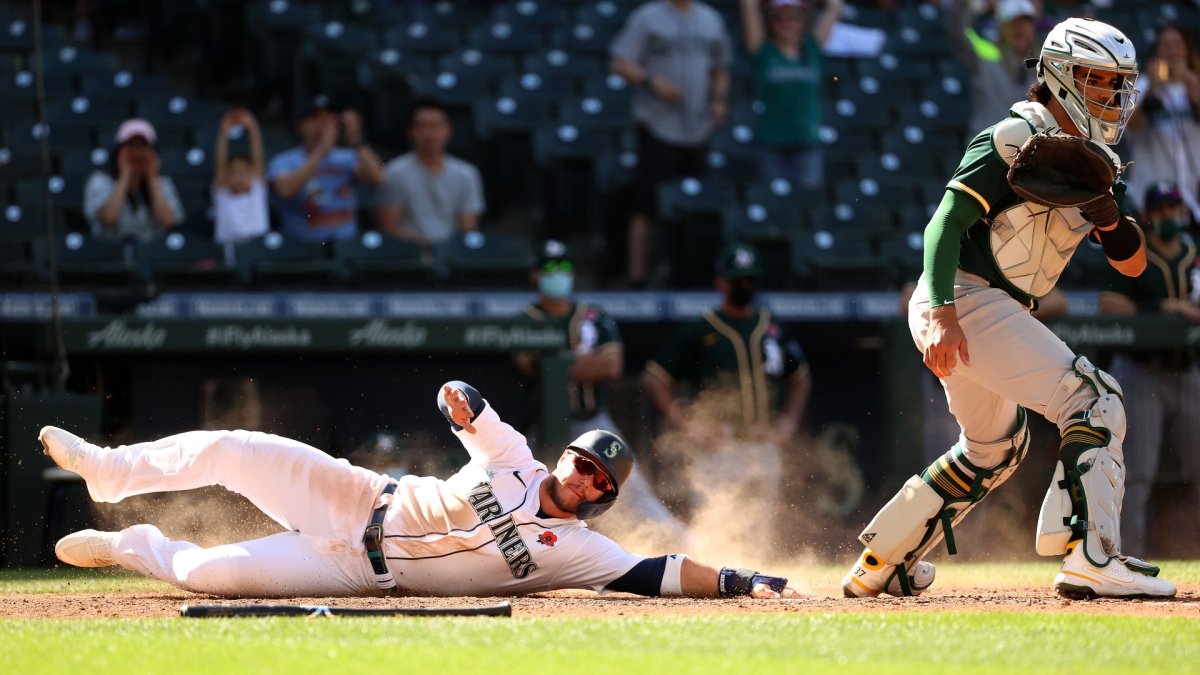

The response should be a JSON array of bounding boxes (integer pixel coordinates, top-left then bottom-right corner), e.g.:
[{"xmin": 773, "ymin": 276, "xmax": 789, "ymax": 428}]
[{"xmin": 364, "ymin": 482, "xmax": 398, "ymax": 591}]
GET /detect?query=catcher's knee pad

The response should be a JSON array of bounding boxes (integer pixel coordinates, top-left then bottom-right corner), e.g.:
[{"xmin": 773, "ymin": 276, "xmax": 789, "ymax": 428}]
[
  {"xmin": 1044, "ymin": 355, "xmax": 1124, "ymax": 427},
  {"xmin": 1037, "ymin": 376, "xmax": 1127, "ymax": 565},
  {"xmin": 859, "ymin": 407, "xmax": 1030, "ymax": 574}
]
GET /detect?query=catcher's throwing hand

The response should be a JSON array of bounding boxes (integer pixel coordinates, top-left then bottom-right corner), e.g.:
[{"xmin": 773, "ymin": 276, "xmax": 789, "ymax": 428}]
[
  {"xmin": 924, "ymin": 305, "xmax": 970, "ymax": 378},
  {"xmin": 442, "ymin": 385, "xmax": 477, "ymax": 434},
  {"xmin": 1007, "ymin": 131, "xmax": 1123, "ymax": 227}
]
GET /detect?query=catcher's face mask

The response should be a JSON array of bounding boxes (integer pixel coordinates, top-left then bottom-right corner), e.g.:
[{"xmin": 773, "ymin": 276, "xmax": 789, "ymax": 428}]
[{"xmin": 1038, "ymin": 18, "xmax": 1140, "ymax": 145}]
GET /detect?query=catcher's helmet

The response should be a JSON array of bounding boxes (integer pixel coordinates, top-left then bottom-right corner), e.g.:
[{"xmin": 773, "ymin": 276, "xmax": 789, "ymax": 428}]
[
  {"xmin": 1034, "ymin": 18, "xmax": 1139, "ymax": 145},
  {"xmin": 566, "ymin": 429, "xmax": 634, "ymax": 520}
]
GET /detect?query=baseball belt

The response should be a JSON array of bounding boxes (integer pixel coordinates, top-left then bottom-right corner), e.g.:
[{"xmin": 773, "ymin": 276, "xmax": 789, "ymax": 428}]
[{"xmin": 364, "ymin": 482, "xmax": 399, "ymax": 591}]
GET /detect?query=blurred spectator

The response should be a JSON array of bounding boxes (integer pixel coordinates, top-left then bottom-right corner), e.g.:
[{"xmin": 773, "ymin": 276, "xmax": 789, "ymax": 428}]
[
  {"xmin": 946, "ymin": 0, "xmax": 1040, "ymax": 135},
  {"xmin": 376, "ymin": 98, "xmax": 485, "ymax": 248},
  {"xmin": 515, "ymin": 240, "xmax": 690, "ymax": 546},
  {"xmin": 212, "ymin": 108, "xmax": 269, "ymax": 246},
  {"xmin": 267, "ymin": 95, "xmax": 385, "ymax": 242},
  {"xmin": 641, "ymin": 243, "xmax": 810, "ymax": 540},
  {"xmin": 1099, "ymin": 181, "xmax": 1200, "ymax": 556},
  {"xmin": 1127, "ymin": 24, "xmax": 1200, "ymax": 223},
  {"xmin": 84, "ymin": 118, "xmax": 184, "ymax": 242},
  {"xmin": 739, "ymin": 0, "xmax": 843, "ymax": 189},
  {"xmin": 610, "ymin": 0, "xmax": 734, "ymax": 288},
  {"xmin": 1099, "ymin": 178, "xmax": 1200, "ymax": 552}
]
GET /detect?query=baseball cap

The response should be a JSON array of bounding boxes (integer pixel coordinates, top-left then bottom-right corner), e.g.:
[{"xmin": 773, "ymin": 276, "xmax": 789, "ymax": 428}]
[
  {"xmin": 1144, "ymin": 181, "xmax": 1183, "ymax": 211},
  {"xmin": 297, "ymin": 94, "xmax": 334, "ymax": 121},
  {"xmin": 767, "ymin": 0, "xmax": 805, "ymax": 8},
  {"xmin": 716, "ymin": 242, "xmax": 762, "ymax": 279},
  {"xmin": 537, "ymin": 239, "xmax": 573, "ymax": 271},
  {"xmin": 114, "ymin": 118, "xmax": 157, "ymax": 145},
  {"xmin": 996, "ymin": 0, "xmax": 1037, "ymax": 24}
]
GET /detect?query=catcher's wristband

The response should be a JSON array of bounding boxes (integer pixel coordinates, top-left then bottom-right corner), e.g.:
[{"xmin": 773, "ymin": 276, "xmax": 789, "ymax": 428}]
[{"xmin": 718, "ymin": 567, "xmax": 787, "ymax": 596}]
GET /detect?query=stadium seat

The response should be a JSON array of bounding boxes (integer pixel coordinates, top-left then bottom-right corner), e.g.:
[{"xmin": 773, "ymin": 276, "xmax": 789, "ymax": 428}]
[
  {"xmin": 51, "ymin": 232, "xmax": 141, "ymax": 288},
  {"xmin": 333, "ymin": 231, "xmax": 439, "ymax": 288},
  {"xmin": 497, "ymin": 71, "xmax": 577, "ymax": 106},
  {"xmin": 878, "ymin": 228, "xmax": 926, "ymax": 289},
  {"xmin": 233, "ymin": 233, "xmax": 343, "ymax": 288},
  {"xmin": 523, "ymin": 49, "xmax": 604, "ymax": 80},
  {"xmin": 380, "ymin": 20, "xmax": 462, "ymax": 57},
  {"xmin": 575, "ymin": 1, "xmax": 636, "ymax": 29},
  {"xmin": 135, "ymin": 230, "xmax": 234, "ymax": 288},
  {"xmin": 0, "ymin": 236, "xmax": 45, "ymax": 288},
  {"xmin": 435, "ymin": 231, "xmax": 534, "ymax": 289},
  {"xmin": 792, "ymin": 229, "xmax": 885, "ymax": 291},
  {"xmin": 720, "ymin": 203, "xmax": 803, "ymax": 288},
  {"xmin": 581, "ymin": 74, "xmax": 634, "ymax": 112},
  {"xmin": 550, "ymin": 22, "xmax": 616, "ymax": 57},
  {"xmin": 656, "ymin": 177, "xmax": 739, "ymax": 288},
  {"xmin": 408, "ymin": 0, "xmax": 490, "ymax": 33},
  {"xmin": 559, "ymin": 94, "xmax": 632, "ymax": 133},
  {"xmin": 437, "ymin": 48, "xmax": 519, "ymax": 80},
  {"xmin": 39, "ymin": 44, "xmax": 120, "ymax": 79},
  {"xmin": 491, "ymin": 1, "xmax": 571, "ymax": 29},
  {"xmin": 533, "ymin": 123, "xmax": 613, "ymax": 240},
  {"xmin": 476, "ymin": 95, "xmax": 556, "ymax": 138},
  {"xmin": 467, "ymin": 21, "xmax": 544, "ymax": 59},
  {"xmin": 744, "ymin": 179, "xmax": 825, "ymax": 216},
  {"xmin": 411, "ymin": 69, "xmax": 493, "ymax": 108}
]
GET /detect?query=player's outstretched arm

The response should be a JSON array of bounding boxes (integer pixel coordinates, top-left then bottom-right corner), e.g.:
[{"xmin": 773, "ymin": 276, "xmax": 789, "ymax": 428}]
[{"xmin": 680, "ymin": 557, "xmax": 801, "ymax": 599}]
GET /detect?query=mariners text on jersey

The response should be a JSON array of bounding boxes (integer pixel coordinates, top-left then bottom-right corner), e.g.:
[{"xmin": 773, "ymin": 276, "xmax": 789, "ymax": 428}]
[{"xmin": 466, "ymin": 480, "xmax": 539, "ymax": 579}]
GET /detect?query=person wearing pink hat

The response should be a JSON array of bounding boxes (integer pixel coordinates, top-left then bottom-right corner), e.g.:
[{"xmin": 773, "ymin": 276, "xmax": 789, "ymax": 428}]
[{"xmin": 83, "ymin": 118, "xmax": 184, "ymax": 242}]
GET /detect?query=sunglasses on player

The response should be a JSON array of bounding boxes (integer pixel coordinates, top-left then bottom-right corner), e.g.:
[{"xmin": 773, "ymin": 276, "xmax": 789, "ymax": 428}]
[{"xmin": 570, "ymin": 452, "xmax": 614, "ymax": 493}]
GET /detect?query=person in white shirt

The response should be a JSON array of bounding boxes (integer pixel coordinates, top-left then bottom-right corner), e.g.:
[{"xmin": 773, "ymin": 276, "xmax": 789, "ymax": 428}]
[
  {"xmin": 42, "ymin": 381, "xmax": 797, "ymax": 599},
  {"xmin": 212, "ymin": 108, "xmax": 269, "ymax": 246}
]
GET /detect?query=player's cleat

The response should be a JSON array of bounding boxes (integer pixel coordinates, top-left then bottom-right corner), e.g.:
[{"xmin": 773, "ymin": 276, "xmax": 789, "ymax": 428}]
[
  {"xmin": 55, "ymin": 529, "xmax": 119, "ymax": 568},
  {"xmin": 1053, "ymin": 542, "xmax": 1177, "ymax": 599},
  {"xmin": 39, "ymin": 426, "xmax": 103, "ymax": 475},
  {"xmin": 841, "ymin": 549, "xmax": 936, "ymax": 598}
]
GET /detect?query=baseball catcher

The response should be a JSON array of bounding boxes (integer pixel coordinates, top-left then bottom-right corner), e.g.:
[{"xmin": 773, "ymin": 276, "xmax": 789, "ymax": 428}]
[{"xmin": 842, "ymin": 17, "xmax": 1176, "ymax": 600}]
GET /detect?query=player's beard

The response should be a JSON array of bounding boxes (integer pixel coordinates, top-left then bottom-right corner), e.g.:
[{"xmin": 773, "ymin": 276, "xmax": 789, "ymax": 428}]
[{"xmin": 544, "ymin": 476, "xmax": 580, "ymax": 514}]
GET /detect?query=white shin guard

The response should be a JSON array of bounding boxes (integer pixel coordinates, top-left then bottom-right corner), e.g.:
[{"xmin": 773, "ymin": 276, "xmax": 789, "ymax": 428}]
[
  {"xmin": 860, "ymin": 409, "xmax": 1030, "ymax": 575},
  {"xmin": 1037, "ymin": 357, "xmax": 1127, "ymax": 565}
]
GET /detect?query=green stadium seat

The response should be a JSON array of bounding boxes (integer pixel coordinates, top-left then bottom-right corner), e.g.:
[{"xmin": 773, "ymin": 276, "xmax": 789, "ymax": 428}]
[
  {"xmin": 136, "ymin": 231, "xmax": 234, "ymax": 288},
  {"xmin": 792, "ymin": 229, "xmax": 885, "ymax": 291},
  {"xmin": 467, "ymin": 21, "xmax": 545, "ymax": 59},
  {"xmin": 233, "ymin": 233, "xmax": 343, "ymax": 288},
  {"xmin": 550, "ymin": 22, "xmax": 616, "ymax": 57},
  {"xmin": 497, "ymin": 71, "xmax": 577, "ymax": 106},
  {"xmin": 435, "ymin": 231, "xmax": 534, "ymax": 289},
  {"xmin": 333, "ymin": 231, "xmax": 439, "ymax": 288},
  {"xmin": 52, "ymin": 232, "xmax": 141, "ymax": 288},
  {"xmin": 492, "ymin": 1, "xmax": 572, "ymax": 29}
]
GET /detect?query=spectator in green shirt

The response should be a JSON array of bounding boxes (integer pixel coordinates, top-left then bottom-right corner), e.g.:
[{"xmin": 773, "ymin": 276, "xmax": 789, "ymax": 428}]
[{"xmin": 738, "ymin": 0, "xmax": 843, "ymax": 189}]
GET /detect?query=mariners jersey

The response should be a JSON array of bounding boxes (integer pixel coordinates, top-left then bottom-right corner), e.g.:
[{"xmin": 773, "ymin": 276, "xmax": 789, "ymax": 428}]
[
  {"xmin": 947, "ymin": 101, "xmax": 1136, "ymax": 302},
  {"xmin": 523, "ymin": 302, "xmax": 623, "ymax": 419},
  {"xmin": 378, "ymin": 389, "xmax": 650, "ymax": 596},
  {"xmin": 646, "ymin": 307, "xmax": 807, "ymax": 426}
]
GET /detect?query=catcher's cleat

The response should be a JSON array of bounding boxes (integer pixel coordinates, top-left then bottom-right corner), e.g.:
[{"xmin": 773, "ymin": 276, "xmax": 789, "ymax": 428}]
[
  {"xmin": 55, "ymin": 529, "xmax": 119, "ymax": 568},
  {"xmin": 39, "ymin": 426, "xmax": 104, "ymax": 476},
  {"xmin": 841, "ymin": 549, "xmax": 936, "ymax": 598},
  {"xmin": 1053, "ymin": 541, "xmax": 1176, "ymax": 599}
]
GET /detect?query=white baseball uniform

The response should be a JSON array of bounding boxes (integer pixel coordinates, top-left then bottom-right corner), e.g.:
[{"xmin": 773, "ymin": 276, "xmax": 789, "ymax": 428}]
[{"xmin": 77, "ymin": 382, "xmax": 676, "ymax": 598}]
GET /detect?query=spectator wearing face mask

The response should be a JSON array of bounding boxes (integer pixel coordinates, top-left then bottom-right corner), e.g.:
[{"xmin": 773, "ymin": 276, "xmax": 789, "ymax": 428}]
[
  {"xmin": 514, "ymin": 241, "xmax": 692, "ymax": 549},
  {"xmin": 641, "ymin": 242, "xmax": 811, "ymax": 546},
  {"xmin": 84, "ymin": 118, "xmax": 185, "ymax": 242},
  {"xmin": 1098, "ymin": 181, "xmax": 1200, "ymax": 558}
]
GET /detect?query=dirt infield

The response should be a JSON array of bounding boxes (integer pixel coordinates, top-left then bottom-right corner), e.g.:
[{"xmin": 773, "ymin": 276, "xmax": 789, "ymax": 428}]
[{"xmin": 5, "ymin": 584, "xmax": 1196, "ymax": 620}]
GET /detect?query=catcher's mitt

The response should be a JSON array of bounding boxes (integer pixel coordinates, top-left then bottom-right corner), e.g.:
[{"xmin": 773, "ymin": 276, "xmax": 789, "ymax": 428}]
[{"xmin": 1006, "ymin": 131, "xmax": 1121, "ymax": 209}]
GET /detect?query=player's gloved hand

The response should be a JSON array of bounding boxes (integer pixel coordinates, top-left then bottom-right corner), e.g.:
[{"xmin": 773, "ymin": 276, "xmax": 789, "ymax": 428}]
[
  {"xmin": 442, "ymin": 385, "xmax": 477, "ymax": 434},
  {"xmin": 1006, "ymin": 131, "xmax": 1122, "ymax": 226}
]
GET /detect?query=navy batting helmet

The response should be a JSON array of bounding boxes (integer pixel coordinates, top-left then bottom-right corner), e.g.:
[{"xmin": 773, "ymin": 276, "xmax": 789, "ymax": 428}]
[{"xmin": 566, "ymin": 430, "xmax": 634, "ymax": 520}]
